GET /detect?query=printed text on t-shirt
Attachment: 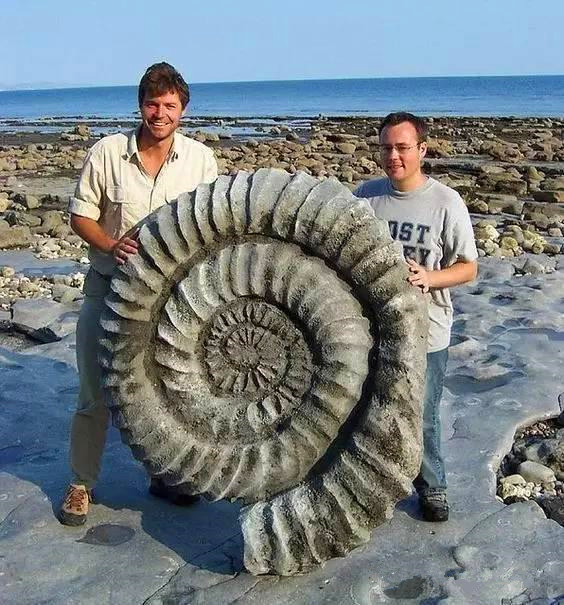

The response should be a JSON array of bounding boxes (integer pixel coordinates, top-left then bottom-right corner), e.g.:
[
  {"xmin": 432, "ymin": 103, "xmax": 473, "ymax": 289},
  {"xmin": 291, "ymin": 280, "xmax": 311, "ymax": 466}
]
[{"xmin": 388, "ymin": 220, "xmax": 431, "ymax": 265}]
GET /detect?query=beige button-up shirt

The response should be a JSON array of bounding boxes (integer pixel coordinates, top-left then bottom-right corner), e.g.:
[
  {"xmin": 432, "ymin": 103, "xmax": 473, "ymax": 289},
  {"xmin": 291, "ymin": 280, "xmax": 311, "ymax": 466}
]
[{"xmin": 69, "ymin": 128, "xmax": 218, "ymax": 275}]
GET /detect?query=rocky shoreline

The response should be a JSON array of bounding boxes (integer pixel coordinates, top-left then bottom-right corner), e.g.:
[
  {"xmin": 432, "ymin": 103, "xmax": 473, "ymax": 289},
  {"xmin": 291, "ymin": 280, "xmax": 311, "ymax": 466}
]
[{"xmin": 1, "ymin": 115, "xmax": 563, "ymax": 314}]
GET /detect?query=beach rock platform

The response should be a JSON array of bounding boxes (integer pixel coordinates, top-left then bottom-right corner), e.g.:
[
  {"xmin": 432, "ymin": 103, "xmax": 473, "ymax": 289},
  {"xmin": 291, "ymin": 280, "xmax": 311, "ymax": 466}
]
[{"xmin": 1, "ymin": 249, "xmax": 563, "ymax": 603}]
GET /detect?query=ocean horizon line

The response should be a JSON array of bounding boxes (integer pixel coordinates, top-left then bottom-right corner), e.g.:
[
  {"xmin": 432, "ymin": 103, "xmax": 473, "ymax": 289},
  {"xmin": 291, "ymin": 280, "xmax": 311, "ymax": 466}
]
[
  {"xmin": 1, "ymin": 75, "xmax": 562, "ymax": 121},
  {"xmin": 1, "ymin": 73, "xmax": 563, "ymax": 94}
]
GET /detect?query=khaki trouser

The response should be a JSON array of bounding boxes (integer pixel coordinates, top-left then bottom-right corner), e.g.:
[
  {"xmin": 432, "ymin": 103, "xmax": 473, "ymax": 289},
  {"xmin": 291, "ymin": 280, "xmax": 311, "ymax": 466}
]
[{"xmin": 69, "ymin": 269, "xmax": 112, "ymax": 489}]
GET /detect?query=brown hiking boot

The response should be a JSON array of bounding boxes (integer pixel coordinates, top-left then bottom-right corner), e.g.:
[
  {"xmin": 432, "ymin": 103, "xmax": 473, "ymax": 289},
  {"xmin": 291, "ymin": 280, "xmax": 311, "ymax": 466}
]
[{"xmin": 59, "ymin": 484, "xmax": 93, "ymax": 526}]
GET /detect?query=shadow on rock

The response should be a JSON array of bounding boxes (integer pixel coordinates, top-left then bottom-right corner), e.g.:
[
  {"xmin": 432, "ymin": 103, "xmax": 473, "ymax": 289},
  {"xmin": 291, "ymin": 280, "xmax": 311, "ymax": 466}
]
[{"xmin": 0, "ymin": 344, "xmax": 244, "ymax": 576}]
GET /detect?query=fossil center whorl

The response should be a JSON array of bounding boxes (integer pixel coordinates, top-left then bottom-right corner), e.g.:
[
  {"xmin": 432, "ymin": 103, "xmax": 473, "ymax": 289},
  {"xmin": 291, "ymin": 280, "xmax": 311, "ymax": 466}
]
[
  {"xmin": 201, "ymin": 299, "xmax": 313, "ymax": 405},
  {"xmin": 151, "ymin": 241, "xmax": 371, "ymax": 450}
]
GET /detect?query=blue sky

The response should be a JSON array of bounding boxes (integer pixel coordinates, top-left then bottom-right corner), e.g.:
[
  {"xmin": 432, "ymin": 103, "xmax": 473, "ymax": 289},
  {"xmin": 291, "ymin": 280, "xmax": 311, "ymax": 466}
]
[{"xmin": 2, "ymin": 0, "xmax": 562, "ymax": 89}]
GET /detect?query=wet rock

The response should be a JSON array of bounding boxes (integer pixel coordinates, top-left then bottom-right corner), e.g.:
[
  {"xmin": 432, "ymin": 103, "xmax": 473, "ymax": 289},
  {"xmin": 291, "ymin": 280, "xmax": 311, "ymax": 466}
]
[
  {"xmin": 77, "ymin": 524, "xmax": 135, "ymax": 546},
  {"xmin": 491, "ymin": 246, "xmax": 515, "ymax": 258},
  {"xmin": 499, "ymin": 236, "xmax": 520, "ymax": 255},
  {"xmin": 523, "ymin": 201, "xmax": 564, "ymax": 223},
  {"xmin": 526, "ymin": 166, "xmax": 544, "ymax": 182},
  {"xmin": 326, "ymin": 132, "xmax": 358, "ymax": 142},
  {"xmin": 0, "ymin": 157, "xmax": 16, "ymax": 171},
  {"xmin": 51, "ymin": 224, "xmax": 73, "ymax": 239},
  {"xmin": 426, "ymin": 138, "xmax": 454, "ymax": 158},
  {"xmin": 500, "ymin": 474, "xmax": 527, "ymax": 486},
  {"xmin": 542, "ymin": 176, "xmax": 564, "ymax": 190},
  {"xmin": 521, "ymin": 230, "xmax": 547, "ymax": 254},
  {"xmin": 536, "ymin": 440, "xmax": 564, "ymax": 480},
  {"xmin": 537, "ymin": 496, "xmax": 564, "ymax": 525},
  {"xmin": 0, "ymin": 193, "xmax": 9, "ymax": 212},
  {"xmin": 503, "ymin": 225, "xmax": 524, "ymax": 244},
  {"xmin": 480, "ymin": 140, "xmax": 523, "ymax": 161},
  {"xmin": 51, "ymin": 283, "xmax": 83, "ymax": 303},
  {"xmin": 22, "ymin": 194, "xmax": 40, "ymax": 210},
  {"xmin": 474, "ymin": 221, "xmax": 503, "ymax": 256},
  {"xmin": 498, "ymin": 179, "xmax": 527, "ymax": 196},
  {"xmin": 0, "ymin": 225, "xmax": 33, "ymax": 249},
  {"xmin": 335, "ymin": 142, "xmax": 356, "ymax": 155},
  {"xmin": 60, "ymin": 124, "xmax": 91, "ymax": 142},
  {"xmin": 193, "ymin": 130, "xmax": 219, "ymax": 143},
  {"xmin": 0, "ymin": 265, "xmax": 16, "ymax": 278},
  {"xmin": 532, "ymin": 191, "xmax": 564, "ymax": 203},
  {"xmin": 517, "ymin": 461, "xmax": 556, "ymax": 484},
  {"xmin": 519, "ymin": 258, "xmax": 546, "ymax": 275},
  {"xmin": 498, "ymin": 481, "xmax": 531, "ymax": 501},
  {"xmin": 467, "ymin": 199, "xmax": 489, "ymax": 213},
  {"xmin": 11, "ymin": 298, "xmax": 80, "ymax": 342},
  {"xmin": 74, "ymin": 124, "xmax": 91, "ymax": 138},
  {"xmin": 34, "ymin": 210, "xmax": 64, "ymax": 235},
  {"xmin": 5, "ymin": 211, "xmax": 42, "ymax": 228},
  {"xmin": 543, "ymin": 242, "xmax": 563, "ymax": 255},
  {"xmin": 16, "ymin": 158, "xmax": 38, "ymax": 171},
  {"xmin": 485, "ymin": 196, "xmax": 524, "ymax": 216}
]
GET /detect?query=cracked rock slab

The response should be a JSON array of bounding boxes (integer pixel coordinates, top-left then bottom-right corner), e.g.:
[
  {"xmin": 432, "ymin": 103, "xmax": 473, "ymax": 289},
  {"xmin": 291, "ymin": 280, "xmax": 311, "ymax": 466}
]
[
  {"xmin": 11, "ymin": 298, "xmax": 80, "ymax": 342},
  {"xmin": 448, "ymin": 501, "xmax": 564, "ymax": 604}
]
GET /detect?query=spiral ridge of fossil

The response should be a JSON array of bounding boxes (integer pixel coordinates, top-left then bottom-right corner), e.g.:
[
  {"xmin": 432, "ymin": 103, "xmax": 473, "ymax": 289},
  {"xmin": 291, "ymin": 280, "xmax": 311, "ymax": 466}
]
[{"xmin": 99, "ymin": 168, "xmax": 427, "ymax": 576}]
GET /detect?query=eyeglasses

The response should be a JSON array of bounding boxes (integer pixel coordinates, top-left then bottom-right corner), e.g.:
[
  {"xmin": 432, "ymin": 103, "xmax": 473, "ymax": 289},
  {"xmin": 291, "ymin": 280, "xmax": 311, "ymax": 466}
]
[{"xmin": 377, "ymin": 143, "xmax": 421, "ymax": 155}]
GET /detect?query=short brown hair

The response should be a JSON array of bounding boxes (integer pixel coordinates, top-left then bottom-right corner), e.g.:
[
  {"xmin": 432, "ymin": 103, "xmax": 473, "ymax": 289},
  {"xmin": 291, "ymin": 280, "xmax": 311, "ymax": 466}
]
[
  {"xmin": 138, "ymin": 62, "xmax": 190, "ymax": 109},
  {"xmin": 378, "ymin": 112, "xmax": 428, "ymax": 143}
]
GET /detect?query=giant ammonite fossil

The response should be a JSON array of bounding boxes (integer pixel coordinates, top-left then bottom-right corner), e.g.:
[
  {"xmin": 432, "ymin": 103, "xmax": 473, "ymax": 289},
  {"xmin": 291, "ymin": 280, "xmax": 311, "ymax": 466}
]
[{"xmin": 99, "ymin": 168, "xmax": 428, "ymax": 576}]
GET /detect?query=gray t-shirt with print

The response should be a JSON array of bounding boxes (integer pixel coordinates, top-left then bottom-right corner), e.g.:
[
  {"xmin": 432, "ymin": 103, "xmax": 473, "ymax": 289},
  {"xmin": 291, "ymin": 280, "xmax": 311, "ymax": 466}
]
[{"xmin": 354, "ymin": 177, "xmax": 477, "ymax": 352}]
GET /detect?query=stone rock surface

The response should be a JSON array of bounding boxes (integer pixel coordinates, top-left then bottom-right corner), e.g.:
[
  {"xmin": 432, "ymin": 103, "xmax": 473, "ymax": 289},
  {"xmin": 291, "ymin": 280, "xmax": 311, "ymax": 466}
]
[
  {"xmin": 0, "ymin": 225, "xmax": 33, "ymax": 250},
  {"xmin": 11, "ymin": 298, "xmax": 81, "ymax": 342},
  {"xmin": 1, "ymin": 250, "xmax": 563, "ymax": 603},
  {"xmin": 518, "ymin": 460, "xmax": 557, "ymax": 484},
  {"xmin": 447, "ymin": 502, "xmax": 563, "ymax": 604},
  {"xmin": 99, "ymin": 168, "xmax": 428, "ymax": 575}
]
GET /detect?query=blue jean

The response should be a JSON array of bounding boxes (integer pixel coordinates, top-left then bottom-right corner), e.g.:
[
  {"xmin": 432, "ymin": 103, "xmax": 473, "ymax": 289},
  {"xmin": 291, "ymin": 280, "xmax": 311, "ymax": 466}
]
[{"xmin": 414, "ymin": 348, "xmax": 449, "ymax": 493}]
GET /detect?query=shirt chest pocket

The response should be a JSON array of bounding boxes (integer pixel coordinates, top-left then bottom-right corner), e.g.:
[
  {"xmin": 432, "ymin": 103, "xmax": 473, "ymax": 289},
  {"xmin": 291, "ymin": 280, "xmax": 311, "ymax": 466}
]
[
  {"xmin": 102, "ymin": 184, "xmax": 131, "ymax": 239},
  {"xmin": 107, "ymin": 185, "xmax": 127, "ymax": 205}
]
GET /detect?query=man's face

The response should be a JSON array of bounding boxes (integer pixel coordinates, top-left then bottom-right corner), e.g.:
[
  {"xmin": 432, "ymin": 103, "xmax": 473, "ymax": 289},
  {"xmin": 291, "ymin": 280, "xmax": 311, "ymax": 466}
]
[
  {"xmin": 379, "ymin": 121, "xmax": 427, "ymax": 186},
  {"xmin": 140, "ymin": 89, "xmax": 184, "ymax": 142}
]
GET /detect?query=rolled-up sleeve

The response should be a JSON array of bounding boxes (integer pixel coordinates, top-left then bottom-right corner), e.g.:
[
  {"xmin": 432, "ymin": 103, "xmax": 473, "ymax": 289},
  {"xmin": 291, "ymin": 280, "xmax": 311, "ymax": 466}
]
[
  {"xmin": 68, "ymin": 144, "xmax": 104, "ymax": 220},
  {"xmin": 203, "ymin": 148, "xmax": 219, "ymax": 184}
]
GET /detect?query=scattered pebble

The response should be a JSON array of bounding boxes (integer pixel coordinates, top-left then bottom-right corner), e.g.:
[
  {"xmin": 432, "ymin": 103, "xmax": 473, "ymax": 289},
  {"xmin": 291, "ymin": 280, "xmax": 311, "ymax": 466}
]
[{"xmin": 497, "ymin": 417, "xmax": 563, "ymax": 526}]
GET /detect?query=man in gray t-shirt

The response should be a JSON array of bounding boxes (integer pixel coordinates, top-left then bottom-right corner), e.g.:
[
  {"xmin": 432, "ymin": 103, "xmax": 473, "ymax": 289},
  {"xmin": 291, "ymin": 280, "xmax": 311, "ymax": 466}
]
[{"xmin": 355, "ymin": 112, "xmax": 477, "ymax": 522}]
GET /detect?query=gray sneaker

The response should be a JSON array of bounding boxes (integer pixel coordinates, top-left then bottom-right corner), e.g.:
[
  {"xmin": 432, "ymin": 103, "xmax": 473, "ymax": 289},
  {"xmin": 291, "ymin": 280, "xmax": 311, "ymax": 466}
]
[{"xmin": 419, "ymin": 489, "xmax": 449, "ymax": 522}]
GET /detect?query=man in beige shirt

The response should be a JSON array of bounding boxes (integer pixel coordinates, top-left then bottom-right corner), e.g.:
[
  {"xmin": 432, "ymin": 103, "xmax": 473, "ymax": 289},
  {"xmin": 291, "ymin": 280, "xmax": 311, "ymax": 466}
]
[{"xmin": 60, "ymin": 62, "xmax": 218, "ymax": 525}]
